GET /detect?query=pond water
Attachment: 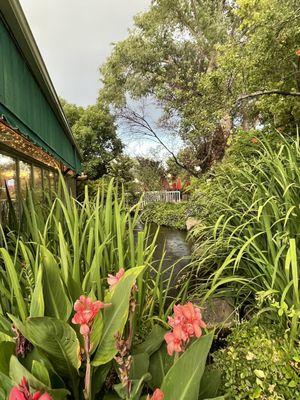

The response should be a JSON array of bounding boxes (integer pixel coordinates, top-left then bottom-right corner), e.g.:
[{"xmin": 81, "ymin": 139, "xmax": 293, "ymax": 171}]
[
  {"xmin": 146, "ymin": 224, "xmax": 192, "ymax": 283},
  {"xmin": 151, "ymin": 224, "xmax": 191, "ymax": 263}
]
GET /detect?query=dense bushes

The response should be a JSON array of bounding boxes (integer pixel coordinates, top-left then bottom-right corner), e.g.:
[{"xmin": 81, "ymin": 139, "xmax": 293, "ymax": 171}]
[
  {"xmin": 188, "ymin": 133, "xmax": 300, "ymax": 342},
  {"xmin": 214, "ymin": 322, "xmax": 300, "ymax": 399},
  {"xmin": 141, "ymin": 202, "xmax": 188, "ymax": 230},
  {"xmin": 0, "ymin": 179, "xmax": 202, "ymax": 399}
]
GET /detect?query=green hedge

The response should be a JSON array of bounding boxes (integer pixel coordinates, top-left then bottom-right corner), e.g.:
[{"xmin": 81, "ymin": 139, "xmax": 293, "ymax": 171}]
[
  {"xmin": 213, "ymin": 322, "xmax": 300, "ymax": 399},
  {"xmin": 141, "ymin": 202, "xmax": 188, "ymax": 230}
]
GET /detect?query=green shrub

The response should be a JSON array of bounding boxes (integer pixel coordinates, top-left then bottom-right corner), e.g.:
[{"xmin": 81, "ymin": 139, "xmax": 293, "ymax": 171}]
[
  {"xmin": 189, "ymin": 133, "xmax": 300, "ymax": 341},
  {"xmin": 0, "ymin": 179, "xmax": 202, "ymax": 399},
  {"xmin": 213, "ymin": 322, "xmax": 300, "ymax": 399},
  {"xmin": 186, "ymin": 129, "xmax": 282, "ymax": 222},
  {"xmin": 141, "ymin": 202, "xmax": 188, "ymax": 230}
]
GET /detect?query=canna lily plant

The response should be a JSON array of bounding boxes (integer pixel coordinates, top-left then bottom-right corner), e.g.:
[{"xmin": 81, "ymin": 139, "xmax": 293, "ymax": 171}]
[
  {"xmin": 0, "ymin": 265, "xmax": 145, "ymax": 400},
  {"xmin": 0, "ymin": 264, "xmax": 222, "ymax": 400},
  {"xmin": 0, "ymin": 179, "xmax": 222, "ymax": 399}
]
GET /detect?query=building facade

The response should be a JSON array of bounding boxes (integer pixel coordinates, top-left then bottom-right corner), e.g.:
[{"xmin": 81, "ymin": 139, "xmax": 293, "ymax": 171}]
[{"xmin": 0, "ymin": 0, "xmax": 81, "ymax": 220}]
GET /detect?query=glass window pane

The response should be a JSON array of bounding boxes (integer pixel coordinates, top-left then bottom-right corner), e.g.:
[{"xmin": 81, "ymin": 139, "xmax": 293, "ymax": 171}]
[
  {"xmin": 19, "ymin": 161, "xmax": 32, "ymax": 199},
  {"xmin": 54, "ymin": 172, "xmax": 59, "ymax": 191},
  {"xmin": 49, "ymin": 171, "xmax": 55, "ymax": 193},
  {"xmin": 0, "ymin": 154, "xmax": 17, "ymax": 201},
  {"xmin": 43, "ymin": 169, "xmax": 50, "ymax": 194},
  {"xmin": 33, "ymin": 166, "xmax": 43, "ymax": 199}
]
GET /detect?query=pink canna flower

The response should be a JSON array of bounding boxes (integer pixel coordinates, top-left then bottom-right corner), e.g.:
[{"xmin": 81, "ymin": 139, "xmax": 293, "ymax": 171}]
[
  {"xmin": 40, "ymin": 395, "xmax": 51, "ymax": 400},
  {"xmin": 295, "ymin": 49, "xmax": 300, "ymax": 56},
  {"xmin": 72, "ymin": 295, "xmax": 109, "ymax": 336},
  {"xmin": 165, "ymin": 302, "xmax": 206, "ymax": 356},
  {"xmin": 165, "ymin": 327, "xmax": 184, "ymax": 356},
  {"xmin": 146, "ymin": 388, "xmax": 164, "ymax": 400},
  {"xmin": 9, "ymin": 378, "xmax": 52, "ymax": 400},
  {"xmin": 33, "ymin": 394, "xmax": 52, "ymax": 400},
  {"xmin": 107, "ymin": 268, "xmax": 125, "ymax": 291},
  {"xmin": 9, "ymin": 387, "xmax": 26, "ymax": 400}
]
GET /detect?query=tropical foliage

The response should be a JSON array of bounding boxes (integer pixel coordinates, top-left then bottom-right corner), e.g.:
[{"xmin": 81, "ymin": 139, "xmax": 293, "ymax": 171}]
[
  {"xmin": 141, "ymin": 202, "xmax": 188, "ymax": 230},
  {"xmin": 188, "ymin": 133, "xmax": 300, "ymax": 344},
  {"xmin": 0, "ymin": 178, "xmax": 224, "ymax": 400},
  {"xmin": 61, "ymin": 99, "xmax": 123, "ymax": 179},
  {"xmin": 213, "ymin": 322, "xmax": 300, "ymax": 399},
  {"xmin": 100, "ymin": 0, "xmax": 300, "ymax": 172}
]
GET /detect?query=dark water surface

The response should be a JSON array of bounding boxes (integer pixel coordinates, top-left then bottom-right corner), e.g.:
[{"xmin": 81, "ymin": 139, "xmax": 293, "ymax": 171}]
[{"xmin": 151, "ymin": 224, "xmax": 192, "ymax": 268}]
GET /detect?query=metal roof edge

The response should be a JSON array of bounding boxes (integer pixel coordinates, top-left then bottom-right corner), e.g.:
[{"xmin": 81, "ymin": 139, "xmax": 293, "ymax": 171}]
[{"xmin": 0, "ymin": 0, "xmax": 82, "ymax": 161}]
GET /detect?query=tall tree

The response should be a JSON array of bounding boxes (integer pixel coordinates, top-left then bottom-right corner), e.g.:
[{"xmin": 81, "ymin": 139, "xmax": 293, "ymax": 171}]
[
  {"xmin": 61, "ymin": 100, "xmax": 123, "ymax": 179},
  {"xmin": 100, "ymin": 0, "xmax": 300, "ymax": 172}
]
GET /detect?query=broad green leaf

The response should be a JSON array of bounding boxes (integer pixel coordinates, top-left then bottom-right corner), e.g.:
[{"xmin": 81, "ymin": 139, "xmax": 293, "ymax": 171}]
[
  {"xmin": 199, "ymin": 367, "xmax": 222, "ymax": 400},
  {"xmin": 0, "ymin": 315, "xmax": 13, "ymax": 336},
  {"xmin": 0, "ymin": 341, "xmax": 15, "ymax": 374},
  {"xmin": 133, "ymin": 325, "xmax": 166, "ymax": 356},
  {"xmin": 15, "ymin": 317, "xmax": 80, "ymax": 382},
  {"xmin": 40, "ymin": 246, "xmax": 72, "ymax": 321},
  {"xmin": 0, "ymin": 332, "xmax": 14, "ymax": 342},
  {"xmin": 92, "ymin": 266, "xmax": 145, "ymax": 366},
  {"xmin": 130, "ymin": 353, "xmax": 149, "ymax": 380},
  {"xmin": 161, "ymin": 332, "xmax": 214, "ymax": 400},
  {"xmin": 30, "ymin": 267, "xmax": 45, "ymax": 317},
  {"xmin": 0, "ymin": 248, "xmax": 28, "ymax": 321},
  {"xmin": 0, "ymin": 371, "xmax": 14, "ymax": 399},
  {"xmin": 32, "ymin": 360, "xmax": 51, "ymax": 387},
  {"xmin": 22, "ymin": 347, "xmax": 66, "ymax": 390},
  {"xmin": 10, "ymin": 355, "xmax": 48, "ymax": 389},
  {"xmin": 90, "ymin": 311, "xmax": 104, "ymax": 355},
  {"xmin": 148, "ymin": 343, "xmax": 174, "ymax": 389}
]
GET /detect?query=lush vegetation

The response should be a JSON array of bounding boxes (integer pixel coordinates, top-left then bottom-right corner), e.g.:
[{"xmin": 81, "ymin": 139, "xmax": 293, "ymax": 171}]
[
  {"xmin": 2, "ymin": 0, "xmax": 300, "ymax": 398},
  {"xmin": 0, "ymin": 178, "xmax": 226, "ymax": 400},
  {"xmin": 100, "ymin": 0, "xmax": 300, "ymax": 174},
  {"xmin": 141, "ymin": 202, "xmax": 188, "ymax": 230},
  {"xmin": 189, "ymin": 134, "xmax": 300, "ymax": 341},
  {"xmin": 61, "ymin": 99, "xmax": 123, "ymax": 180},
  {"xmin": 214, "ymin": 322, "xmax": 300, "ymax": 399}
]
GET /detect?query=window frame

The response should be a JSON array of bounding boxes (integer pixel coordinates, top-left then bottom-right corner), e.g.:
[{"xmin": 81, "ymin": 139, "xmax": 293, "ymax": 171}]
[{"xmin": 0, "ymin": 143, "xmax": 60, "ymax": 207}]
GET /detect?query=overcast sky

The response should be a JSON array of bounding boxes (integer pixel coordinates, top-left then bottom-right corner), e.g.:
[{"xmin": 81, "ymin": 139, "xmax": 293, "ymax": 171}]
[
  {"xmin": 18, "ymin": 0, "xmax": 181, "ymax": 158},
  {"xmin": 19, "ymin": 0, "xmax": 150, "ymax": 107}
]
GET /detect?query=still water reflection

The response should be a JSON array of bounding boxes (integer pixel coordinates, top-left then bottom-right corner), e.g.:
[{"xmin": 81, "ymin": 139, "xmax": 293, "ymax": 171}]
[
  {"xmin": 136, "ymin": 223, "xmax": 192, "ymax": 285},
  {"xmin": 151, "ymin": 224, "xmax": 191, "ymax": 269}
]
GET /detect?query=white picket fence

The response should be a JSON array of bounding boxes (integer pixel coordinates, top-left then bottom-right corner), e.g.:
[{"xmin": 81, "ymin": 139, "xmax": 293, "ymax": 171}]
[{"xmin": 141, "ymin": 190, "xmax": 181, "ymax": 208}]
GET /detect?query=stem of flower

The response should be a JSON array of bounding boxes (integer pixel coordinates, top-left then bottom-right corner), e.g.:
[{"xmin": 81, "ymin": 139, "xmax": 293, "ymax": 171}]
[
  {"xmin": 173, "ymin": 352, "xmax": 179, "ymax": 365},
  {"xmin": 84, "ymin": 333, "xmax": 91, "ymax": 400},
  {"xmin": 127, "ymin": 298, "xmax": 136, "ymax": 350}
]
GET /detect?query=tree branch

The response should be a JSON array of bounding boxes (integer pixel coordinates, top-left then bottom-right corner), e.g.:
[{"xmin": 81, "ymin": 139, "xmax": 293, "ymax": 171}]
[
  {"xmin": 116, "ymin": 104, "xmax": 199, "ymax": 177},
  {"xmin": 238, "ymin": 90, "xmax": 300, "ymax": 101}
]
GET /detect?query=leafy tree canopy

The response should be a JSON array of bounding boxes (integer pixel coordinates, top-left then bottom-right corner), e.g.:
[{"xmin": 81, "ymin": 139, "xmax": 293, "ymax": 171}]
[
  {"xmin": 61, "ymin": 99, "xmax": 123, "ymax": 179},
  {"xmin": 100, "ymin": 0, "xmax": 300, "ymax": 172}
]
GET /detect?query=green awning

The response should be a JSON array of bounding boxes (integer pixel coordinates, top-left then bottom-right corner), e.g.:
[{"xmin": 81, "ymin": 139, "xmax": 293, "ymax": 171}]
[{"xmin": 0, "ymin": 4, "xmax": 82, "ymax": 173}]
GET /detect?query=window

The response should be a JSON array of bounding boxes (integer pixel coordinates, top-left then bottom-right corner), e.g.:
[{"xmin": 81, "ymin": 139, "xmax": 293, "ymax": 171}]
[
  {"xmin": 0, "ymin": 153, "xmax": 17, "ymax": 222},
  {"xmin": 0, "ymin": 154, "xmax": 17, "ymax": 202},
  {"xmin": 19, "ymin": 161, "xmax": 32, "ymax": 199},
  {"xmin": 49, "ymin": 171, "xmax": 55, "ymax": 194},
  {"xmin": 33, "ymin": 166, "xmax": 43, "ymax": 199},
  {"xmin": 43, "ymin": 169, "xmax": 50, "ymax": 195}
]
